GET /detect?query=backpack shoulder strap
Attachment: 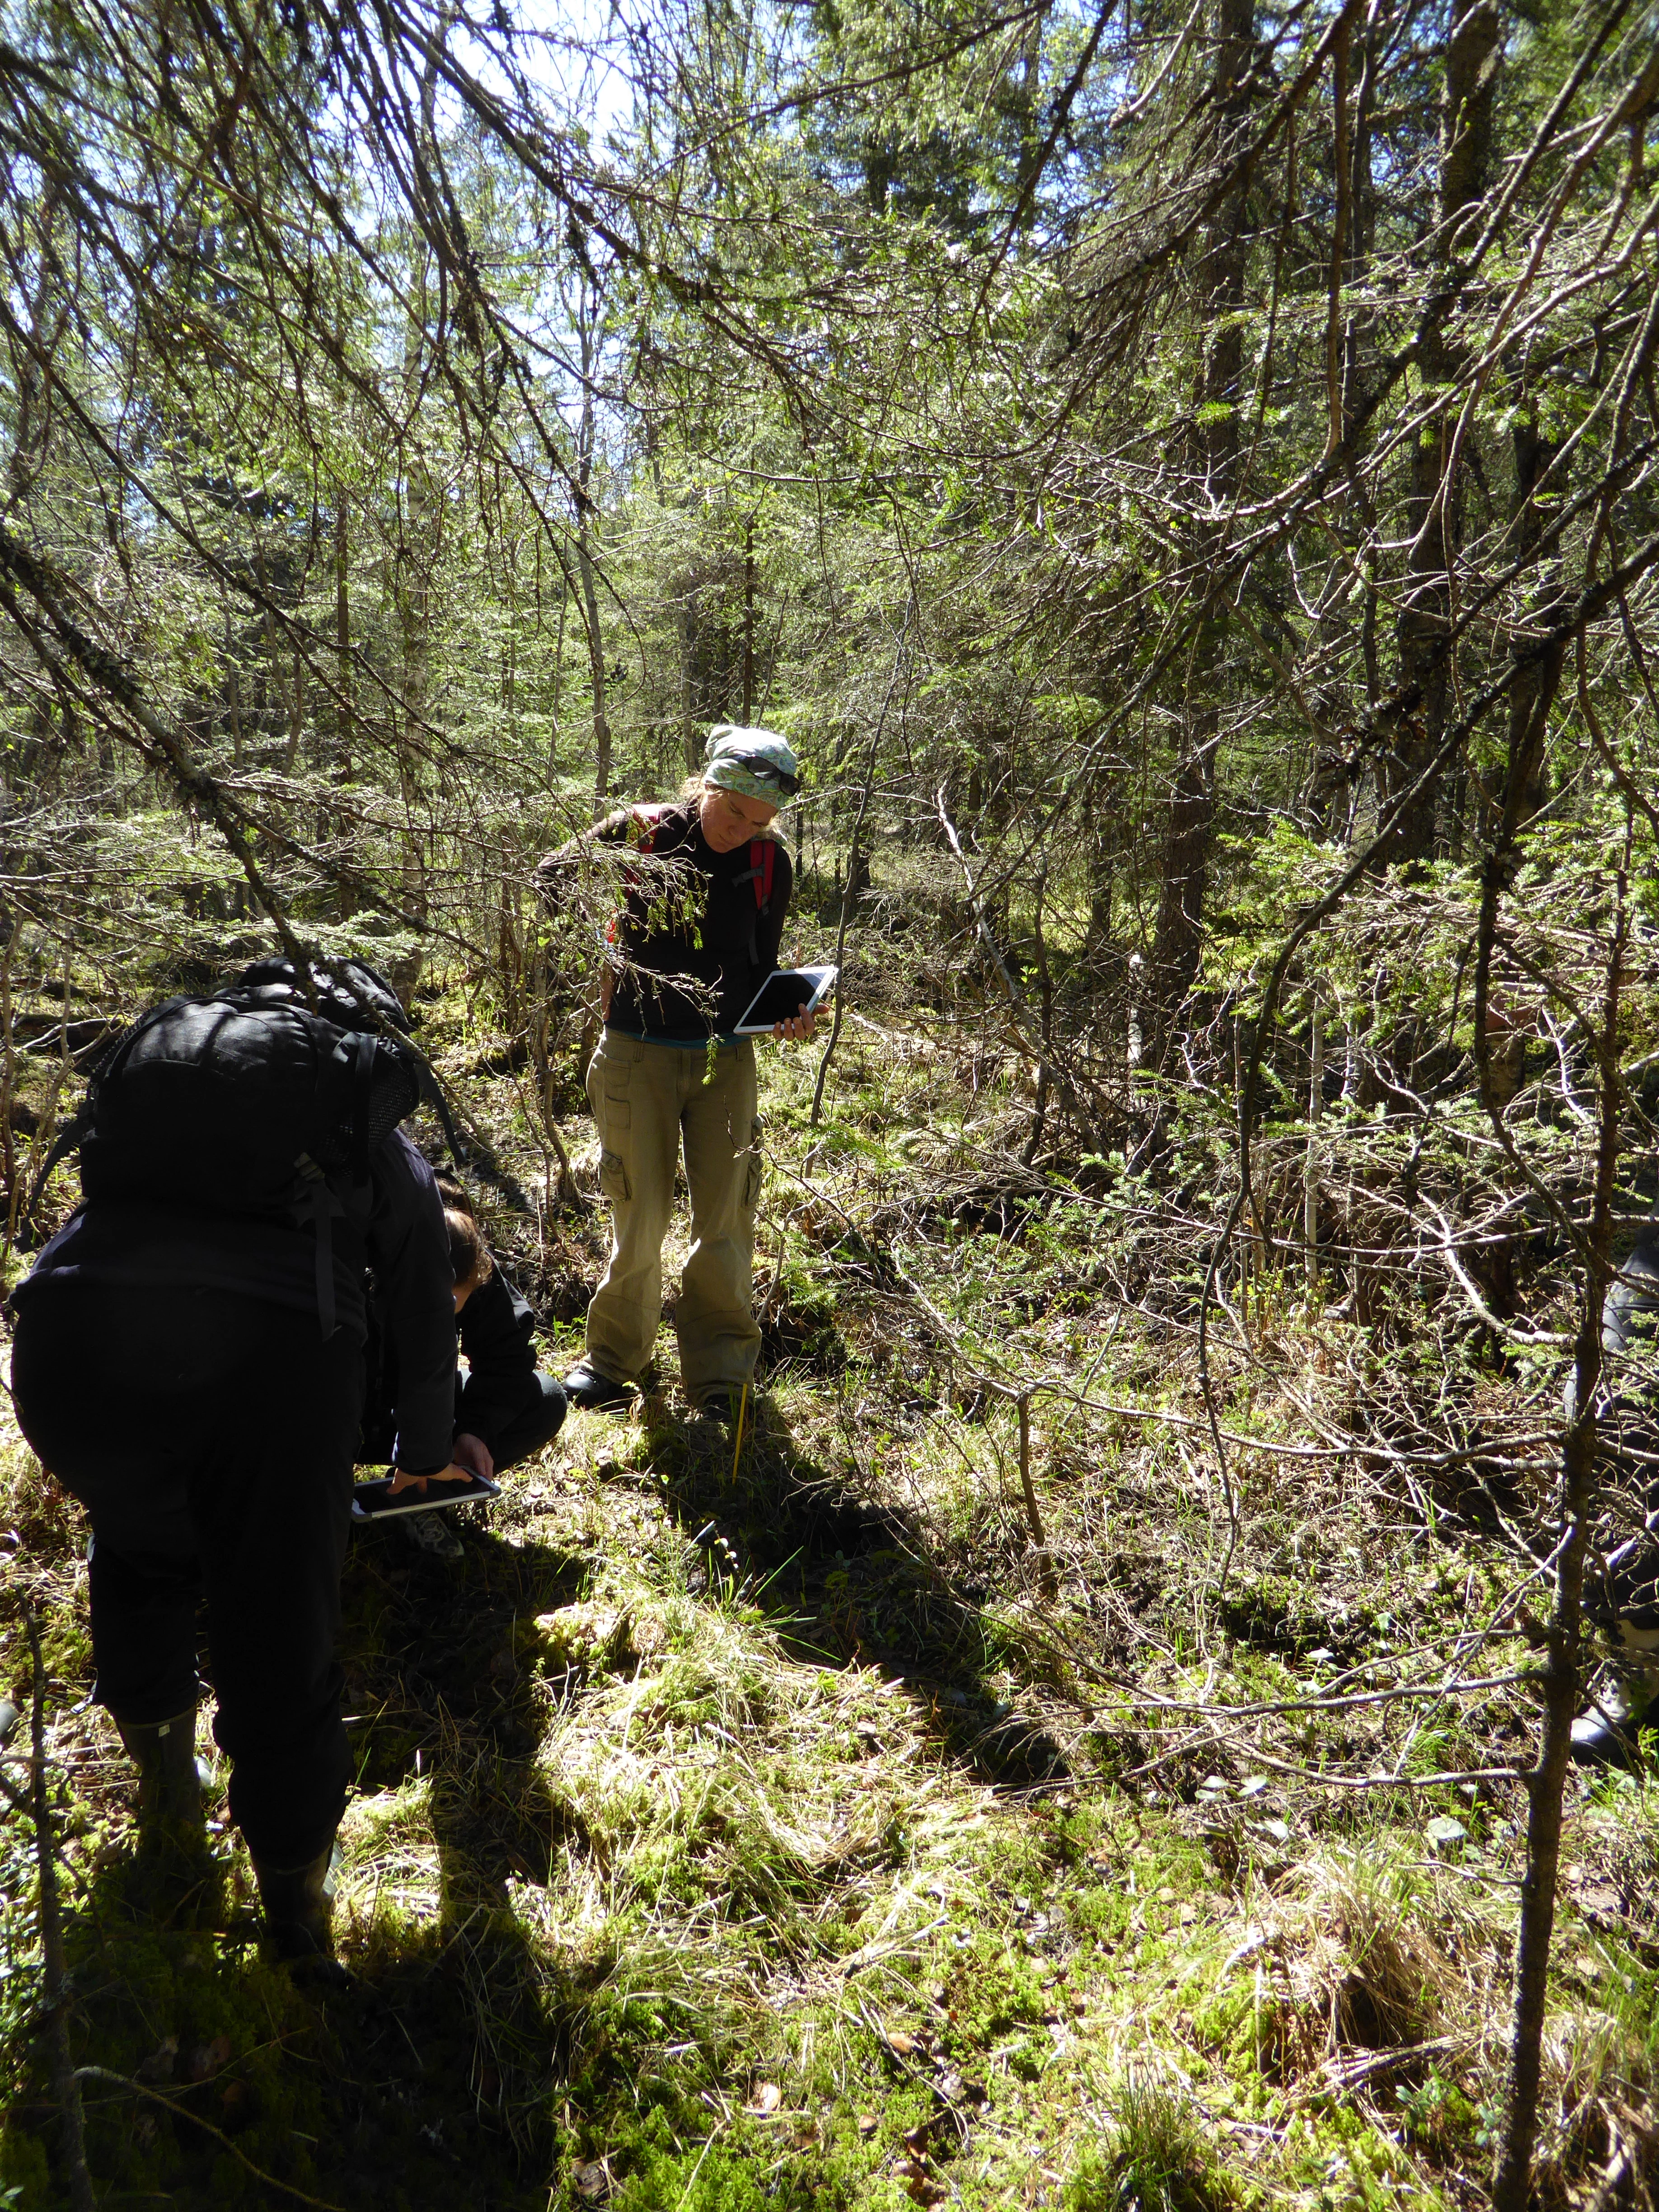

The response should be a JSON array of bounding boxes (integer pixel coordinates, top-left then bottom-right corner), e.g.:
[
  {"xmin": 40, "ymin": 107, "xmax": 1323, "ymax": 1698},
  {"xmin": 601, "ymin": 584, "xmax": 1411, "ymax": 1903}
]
[
  {"xmin": 611, "ymin": 805, "xmax": 670, "ymax": 951},
  {"xmin": 21, "ymin": 1101, "xmax": 94, "ymax": 1239},
  {"xmin": 350, "ymin": 1029, "xmax": 379, "ymax": 1176},
  {"xmin": 16, "ymin": 1014, "xmax": 141, "ymax": 1242},
  {"xmin": 627, "ymin": 804, "xmax": 665, "ymax": 853},
  {"xmin": 736, "ymin": 838, "xmax": 776, "ymax": 908}
]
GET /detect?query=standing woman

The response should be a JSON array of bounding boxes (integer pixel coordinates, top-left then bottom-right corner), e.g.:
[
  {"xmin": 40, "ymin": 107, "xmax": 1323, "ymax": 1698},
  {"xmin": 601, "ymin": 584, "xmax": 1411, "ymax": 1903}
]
[{"xmin": 538, "ymin": 726, "xmax": 819, "ymax": 1416}]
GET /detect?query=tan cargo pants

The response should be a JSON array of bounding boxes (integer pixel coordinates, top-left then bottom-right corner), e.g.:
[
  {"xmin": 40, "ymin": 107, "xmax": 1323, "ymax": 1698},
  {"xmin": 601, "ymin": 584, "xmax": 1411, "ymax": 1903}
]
[{"xmin": 583, "ymin": 1032, "xmax": 763, "ymax": 1401}]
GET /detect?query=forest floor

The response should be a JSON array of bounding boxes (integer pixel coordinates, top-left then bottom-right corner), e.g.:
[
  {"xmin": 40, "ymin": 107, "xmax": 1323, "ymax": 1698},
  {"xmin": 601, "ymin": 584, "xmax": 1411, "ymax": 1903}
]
[{"xmin": 4, "ymin": 940, "xmax": 1659, "ymax": 2212}]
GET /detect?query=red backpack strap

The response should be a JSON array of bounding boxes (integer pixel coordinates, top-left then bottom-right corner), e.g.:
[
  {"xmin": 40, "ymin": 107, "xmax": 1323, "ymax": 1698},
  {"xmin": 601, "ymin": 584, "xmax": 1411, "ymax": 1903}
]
[
  {"xmin": 608, "ymin": 806, "xmax": 665, "ymax": 945},
  {"xmin": 749, "ymin": 838, "xmax": 775, "ymax": 911}
]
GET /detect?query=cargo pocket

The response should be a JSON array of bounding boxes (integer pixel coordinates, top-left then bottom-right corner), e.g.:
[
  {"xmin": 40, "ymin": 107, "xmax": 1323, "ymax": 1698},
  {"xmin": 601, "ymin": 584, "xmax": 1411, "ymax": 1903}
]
[
  {"xmin": 599, "ymin": 1148, "xmax": 632, "ymax": 1202},
  {"xmin": 742, "ymin": 1116, "xmax": 763, "ymax": 1210},
  {"xmin": 589, "ymin": 1049, "xmax": 632, "ymax": 1136}
]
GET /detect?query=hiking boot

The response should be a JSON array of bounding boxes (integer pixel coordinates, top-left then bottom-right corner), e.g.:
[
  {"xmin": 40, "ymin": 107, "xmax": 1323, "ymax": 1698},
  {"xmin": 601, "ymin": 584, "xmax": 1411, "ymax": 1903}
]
[
  {"xmin": 561, "ymin": 1363, "xmax": 635, "ymax": 1413},
  {"xmin": 253, "ymin": 1840, "xmax": 340, "ymax": 1962},
  {"xmin": 695, "ymin": 1384, "xmax": 758, "ymax": 1429},
  {"xmin": 113, "ymin": 1707, "xmax": 210, "ymax": 1852},
  {"xmin": 694, "ymin": 1388, "xmax": 743, "ymax": 1426},
  {"xmin": 402, "ymin": 1509, "xmax": 464, "ymax": 1561}
]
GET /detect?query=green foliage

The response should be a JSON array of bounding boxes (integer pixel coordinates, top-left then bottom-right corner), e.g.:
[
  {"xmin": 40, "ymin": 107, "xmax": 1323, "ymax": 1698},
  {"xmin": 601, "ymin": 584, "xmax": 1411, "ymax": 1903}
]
[
  {"xmin": 1067, "ymin": 2072, "xmax": 1237, "ymax": 2212},
  {"xmin": 1, "ymin": 12, "xmax": 1657, "ymax": 2212},
  {"xmin": 609, "ymin": 2109, "xmax": 770, "ymax": 2212}
]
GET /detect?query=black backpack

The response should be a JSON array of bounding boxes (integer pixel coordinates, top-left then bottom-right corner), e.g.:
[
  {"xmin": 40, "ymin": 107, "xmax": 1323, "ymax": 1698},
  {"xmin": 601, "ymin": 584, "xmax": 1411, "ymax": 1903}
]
[{"xmin": 34, "ymin": 959, "xmax": 422, "ymax": 1335}]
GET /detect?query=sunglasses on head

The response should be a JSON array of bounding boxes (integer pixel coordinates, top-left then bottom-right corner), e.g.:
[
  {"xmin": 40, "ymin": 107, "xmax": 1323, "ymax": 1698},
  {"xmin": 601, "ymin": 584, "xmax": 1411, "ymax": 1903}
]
[{"xmin": 728, "ymin": 755, "xmax": 801, "ymax": 797}]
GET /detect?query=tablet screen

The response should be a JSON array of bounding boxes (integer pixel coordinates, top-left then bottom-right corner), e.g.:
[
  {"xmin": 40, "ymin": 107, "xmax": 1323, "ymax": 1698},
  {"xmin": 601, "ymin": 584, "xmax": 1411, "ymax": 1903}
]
[{"xmin": 737, "ymin": 966, "xmax": 835, "ymax": 1032}]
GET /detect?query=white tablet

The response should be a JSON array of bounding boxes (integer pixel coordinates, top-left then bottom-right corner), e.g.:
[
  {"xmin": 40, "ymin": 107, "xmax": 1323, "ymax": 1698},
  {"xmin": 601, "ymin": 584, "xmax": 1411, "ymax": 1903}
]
[
  {"xmin": 351, "ymin": 1470, "xmax": 501, "ymax": 1520},
  {"xmin": 735, "ymin": 965, "xmax": 838, "ymax": 1036}
]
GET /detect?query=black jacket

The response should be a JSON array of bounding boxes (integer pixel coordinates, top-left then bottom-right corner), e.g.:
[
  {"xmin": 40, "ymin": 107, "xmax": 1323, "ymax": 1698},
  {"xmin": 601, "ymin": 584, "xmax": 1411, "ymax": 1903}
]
[
  {"xmin": 16, "ymin": 1127, "xmax": 457, "ymax": 1475},
  {"xmin": 539, "ymin": 800, "xmax": 792, "ymax": 1040},
  {"xmin": 455, "ymin": 1268, "xmax": 540, "ymax": 1449},
  {"xmin": 362, "ymin": 1259, "xmax": 539, "ymax": 1461}
]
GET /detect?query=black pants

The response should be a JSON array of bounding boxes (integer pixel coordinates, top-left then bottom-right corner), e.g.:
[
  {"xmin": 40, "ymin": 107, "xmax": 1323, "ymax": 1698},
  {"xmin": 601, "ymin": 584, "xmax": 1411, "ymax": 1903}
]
[
  {"xmin": 359, "ymin": 1369, "xmax": 567, "ymax": 1474},
  {"xmin": 12, "ymin": 1282, "xmax": 362, "ymax": 1867}
]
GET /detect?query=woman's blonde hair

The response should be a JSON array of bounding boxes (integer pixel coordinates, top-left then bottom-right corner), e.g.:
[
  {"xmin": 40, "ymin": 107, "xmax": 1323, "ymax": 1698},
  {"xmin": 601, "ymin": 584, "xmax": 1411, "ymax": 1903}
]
[{"xmin": 680, "ymin": 773, "xmax": 781, "ymax": 835}]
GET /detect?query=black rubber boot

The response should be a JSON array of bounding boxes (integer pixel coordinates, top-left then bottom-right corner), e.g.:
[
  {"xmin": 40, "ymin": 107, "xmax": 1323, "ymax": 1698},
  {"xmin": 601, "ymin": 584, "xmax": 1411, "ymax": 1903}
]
[
  {"xmin": 113, "ymin": 1707, "xmax": 207, "ymax": 1849},
  {"xmin": 1570, "ymin": 1679, "xmax": 1655, "ymax": 1768},
  {"xmin": 1571, "ymin": 1613, "xmax": 1659, "ymax": 1768},
  {"xmin": 253, "ymin": 1842, "xmax": 339, "ymax": 1963},
  {"xmin": 113, "ymin": 1706, "xmax": 220, "ymax": 1922}
]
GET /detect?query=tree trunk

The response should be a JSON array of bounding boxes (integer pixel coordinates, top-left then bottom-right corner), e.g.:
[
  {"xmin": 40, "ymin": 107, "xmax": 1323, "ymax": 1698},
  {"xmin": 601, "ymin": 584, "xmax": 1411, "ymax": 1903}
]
[
  {"xmin": 741, "ymin": 517, "xmax": 756, "ymax": 723},
  {"xmin": 253, "ymin": 539, "xmax": 290, "ymax": 759},
  {"xmin": 392, "ymin": 455, "xmax": 432, "ymax": 1001},
  {"xmin": 1505, "ymin": 414, "xmax": 1567, "ymax": 829},
  {"xmin": 577, "ymin": 301, "xmax": 611, "ymax": 799},
  {"xmin": 1382, "ymin": 0, "xmax": 1499, "ymax": 867},
  {"xmin": 283, "ymin": 639, "xmax": 305, "ymax": 777},
  {"xmin": 1337, "ymin": 0, "xmax": 1383, "ymax": 445},
  {"xmin": 1491, "ymin": 872, "xmax": 1625, "ymax": 2212},
  {"xmin": 550, "ymin": 585, "xmax": 566, "ymax": 789},
  {"xmin": 1151, "ymin": 734, "xmax": 1218, "ymax": 1032},
  {"xmin": 578, "ymin": 519, "xmax": 610, "ymax": 800},
  {"xmin": 1149, "ymin": 0, "xmax": 1254, "ymax": 1052},
  {"xmin": 1086, "ymin": 784, "xmax": 1115, "ymax": 954},
  {"xmin": 1312, "ymin": 0, "xmax": 1386, "ymax": 823}
]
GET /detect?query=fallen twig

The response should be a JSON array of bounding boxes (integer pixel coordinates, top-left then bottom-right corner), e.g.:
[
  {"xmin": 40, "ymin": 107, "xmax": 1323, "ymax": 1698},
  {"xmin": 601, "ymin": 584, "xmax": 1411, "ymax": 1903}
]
[{"xmin": 75, "ymin": 2066, "xmax": 351, "ymax": 2211}]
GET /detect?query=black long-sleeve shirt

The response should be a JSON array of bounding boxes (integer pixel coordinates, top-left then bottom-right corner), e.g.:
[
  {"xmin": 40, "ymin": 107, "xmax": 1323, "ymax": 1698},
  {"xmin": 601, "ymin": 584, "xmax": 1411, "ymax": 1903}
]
[
  {"xmin": 455, "ymin": 1268, "xmax": 539, "ymax": 1448},
  {"xmin": 362, "ymin": 1257, "xmax": 539, "ymax": 1457},
  {"xmin": 538, "ymin": 800, "xmax": 792, "ymax": 1041},
  {"xmin": 15, "ymin": 1128, "xmax": 457, "ymax": 1473}
]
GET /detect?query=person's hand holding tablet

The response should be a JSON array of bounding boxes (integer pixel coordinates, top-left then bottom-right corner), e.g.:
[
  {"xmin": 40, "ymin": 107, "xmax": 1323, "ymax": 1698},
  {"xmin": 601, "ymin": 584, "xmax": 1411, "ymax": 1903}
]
[
  {"xmin": 774, "ymin": 1001, "xmax": 821, "ymax": 1043},
  {"xmin": 388, "ymin": 1459, "xmax": 481, "ymax": 1497},
  {"xmin": 738, "ymin": 964, "xmax": 836, "ymax": 1042}
]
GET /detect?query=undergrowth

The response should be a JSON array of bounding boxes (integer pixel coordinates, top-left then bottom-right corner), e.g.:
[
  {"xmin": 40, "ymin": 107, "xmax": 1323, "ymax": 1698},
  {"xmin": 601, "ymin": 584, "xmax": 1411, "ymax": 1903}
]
[{"xmin": 2, "ymin": 947, "xmax": 1657, "ymax": 2210}]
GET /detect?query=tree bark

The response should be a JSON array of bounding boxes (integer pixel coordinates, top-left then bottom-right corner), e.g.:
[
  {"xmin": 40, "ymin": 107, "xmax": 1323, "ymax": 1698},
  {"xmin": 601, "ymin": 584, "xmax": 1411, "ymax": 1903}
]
[
  {"xmin": 1149, "ymin": 0, "xmax": 1254, "ymax": 1052},
  {"xmin": 576, "ymin": 300, "xmax": 611, "ymax": 799},
  {"xmin": 1491, "ymin": 867, "xmax": 1624, "ymax": 2212},
  {"xmin": 741, "ymin": 516, "xmax": 756, "ymax": 723},
  {"xmin": 392, "ymin": 455, "xmax": 433, "ymax": 1000},
  {"xmin": 1472, "ymin": 538, "xmax": 1593, "ymax": 2212},
  {"xmin": 1505, "ymin": 414, "xmax": 1567, "ymax": 828},
  {"xmin": 1312, "ymin": 0, "xmax": 1385, "ymax": 819},
  {"xmin": 1382, "ymin": 0, "xmax": 1500, "ymax": 867},
  {"xmin": 578, "ymin": 519, "xmax": 609, "ymax": 800}
]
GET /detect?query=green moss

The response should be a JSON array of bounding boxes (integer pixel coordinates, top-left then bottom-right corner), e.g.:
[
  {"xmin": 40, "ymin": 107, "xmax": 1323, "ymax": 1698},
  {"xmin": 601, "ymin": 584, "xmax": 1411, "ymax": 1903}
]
[
  {"xmin": 608, "ymin": 2110, "xmax": 771, "ymax": 2212},
  {"xmin": 0, "ymin": 2123, "xmax": 51, "ymax": 2211}
]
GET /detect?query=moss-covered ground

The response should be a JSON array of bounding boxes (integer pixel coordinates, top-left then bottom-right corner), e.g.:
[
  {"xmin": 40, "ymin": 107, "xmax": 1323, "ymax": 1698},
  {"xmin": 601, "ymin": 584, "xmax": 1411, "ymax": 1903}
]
[{"xmin": 3, "ymin": 952, "xmax": 1658, "ymax": 2210}]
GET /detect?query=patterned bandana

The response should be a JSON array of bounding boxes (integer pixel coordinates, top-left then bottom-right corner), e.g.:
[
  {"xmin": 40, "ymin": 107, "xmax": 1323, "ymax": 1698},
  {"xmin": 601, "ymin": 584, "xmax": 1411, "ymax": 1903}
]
[{"xmin": 703, "ymin": 725, "xmax": 801, "ymax": 802}]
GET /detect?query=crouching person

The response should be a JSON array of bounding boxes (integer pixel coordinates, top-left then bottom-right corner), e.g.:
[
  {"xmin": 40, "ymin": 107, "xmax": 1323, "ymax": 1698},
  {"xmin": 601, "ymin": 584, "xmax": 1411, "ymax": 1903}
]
[
  {"xmin": 8, "ymin": 959, "xmax": 469, "ymax": 1964},
  {"xmin": 360, "ymin": 1179, "xmax": 566, "ymax": 1558}
]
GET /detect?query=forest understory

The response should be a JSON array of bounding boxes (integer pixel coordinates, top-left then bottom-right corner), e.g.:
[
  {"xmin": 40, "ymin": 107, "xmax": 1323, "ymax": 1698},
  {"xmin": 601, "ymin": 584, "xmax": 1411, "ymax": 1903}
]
[
  {"xmin": 3, "ymin": 852, "xmax": 1657, "ymax": 2212},
  {"xmin": 3, "ymin": 0, "xmax": 1659, "ymax": 2195}
]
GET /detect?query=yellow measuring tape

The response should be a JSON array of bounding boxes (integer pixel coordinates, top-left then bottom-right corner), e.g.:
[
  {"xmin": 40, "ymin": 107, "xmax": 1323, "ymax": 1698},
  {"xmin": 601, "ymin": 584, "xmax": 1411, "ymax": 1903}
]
[{"xmin": 729, "ymin": 1382, "xmax": 749, "ymax": 1485}]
